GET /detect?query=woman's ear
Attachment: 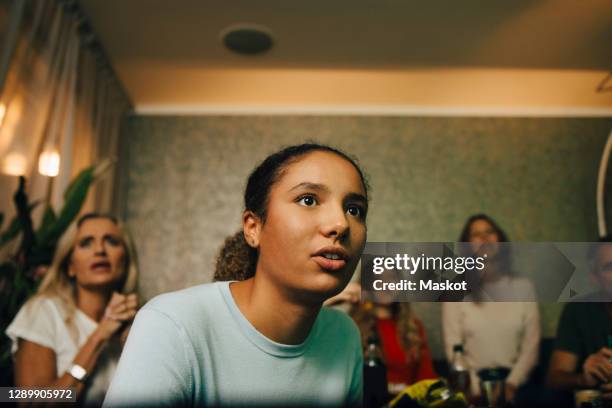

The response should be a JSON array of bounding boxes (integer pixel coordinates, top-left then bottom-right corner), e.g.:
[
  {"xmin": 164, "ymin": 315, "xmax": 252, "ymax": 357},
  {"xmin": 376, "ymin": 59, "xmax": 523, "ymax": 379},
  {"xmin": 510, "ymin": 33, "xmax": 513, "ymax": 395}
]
[{"xmin": 243, "ymin": 210, "xmax": 261, "ymax": 249}]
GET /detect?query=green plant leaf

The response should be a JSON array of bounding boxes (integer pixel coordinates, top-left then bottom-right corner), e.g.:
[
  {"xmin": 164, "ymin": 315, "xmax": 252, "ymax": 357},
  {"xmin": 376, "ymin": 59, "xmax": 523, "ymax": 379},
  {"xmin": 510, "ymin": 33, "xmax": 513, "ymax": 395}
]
[
  {"xmin": 0, "ymin": 217, "xmax": 19, "ymax": 247},
  {"xmin": 0, "ymin": 261, "xmax": 17, "ymax": 322},
  {"xmin": 27, "ymin": 243, "xmax": 56, "ymax": 268},
  {"xmin": 37, "ymin": 159, "xmax": 113, "ymax": 245},
  {"xmin": 0, "ymin": 201, "xmax": 41, "ymax": 247},
  {"xmin": 35, "ymin": 174, "xmax": 92, "ymax": 244},
  {"xmin": 1, "ymin": 262, "xmax": 34, "ymax": 329},
  {"xmin": 61, "ymin": 158, "xmax": 112, "ymax": 202},
  {"xmin": 63, "ymin": 166, "xmax": 94, "ymax": 203},
  {"xmin": 35, "ymin": 206, "xmax": 57, "ymax": 244}
]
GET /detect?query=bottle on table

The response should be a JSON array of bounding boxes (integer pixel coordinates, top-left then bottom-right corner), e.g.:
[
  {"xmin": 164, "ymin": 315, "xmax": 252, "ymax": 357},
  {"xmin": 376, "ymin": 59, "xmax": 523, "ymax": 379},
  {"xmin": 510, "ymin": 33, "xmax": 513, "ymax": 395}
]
[
  {"xmin": 448, "ymin": 344, "xmax": 471, "ymax": 398},
  {"xmin": 364, "ymin": 334, "xmax": 388, "ymax": 408}
]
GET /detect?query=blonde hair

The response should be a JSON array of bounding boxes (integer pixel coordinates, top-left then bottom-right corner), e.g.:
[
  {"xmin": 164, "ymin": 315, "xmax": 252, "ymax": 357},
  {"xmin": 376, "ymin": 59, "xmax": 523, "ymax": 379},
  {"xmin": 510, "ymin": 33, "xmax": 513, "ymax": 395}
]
[
  {"xmin": 27, "ymin": 213, "xmax": 138, "ymax": 339},
  {"xmin": 351, "ymin": 302, "xmax": 423, "ymax": 360}
]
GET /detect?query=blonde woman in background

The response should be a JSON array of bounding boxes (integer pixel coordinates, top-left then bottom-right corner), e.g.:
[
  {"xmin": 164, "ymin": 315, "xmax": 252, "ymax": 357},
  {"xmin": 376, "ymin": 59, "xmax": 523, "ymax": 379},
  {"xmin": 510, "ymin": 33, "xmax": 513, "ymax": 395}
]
[
  {"xmin": 6, "ymin": 213, "xmax": 139, "ymax": 406},
  {"xmin": 325, "ymin": 281, "xmax": 437, "ymax": 389},
  {"xmin": 352, "ymin": 301, "xmax": 437, "ymax": 390}
]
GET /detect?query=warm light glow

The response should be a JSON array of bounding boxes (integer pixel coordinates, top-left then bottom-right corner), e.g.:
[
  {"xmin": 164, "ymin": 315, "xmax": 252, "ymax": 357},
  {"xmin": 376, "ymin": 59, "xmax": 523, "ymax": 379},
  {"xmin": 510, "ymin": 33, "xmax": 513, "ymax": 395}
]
[
  {"xmin": 38, "ymin": 150, "xmax": 60, "ymax": 177},
  {"xmin": 2, "ymin": 152, "xmax": 27, "ymax": 175},
  {"xmin": 0, "ymin": 103, "xmax": 6, "ymax": 128}
]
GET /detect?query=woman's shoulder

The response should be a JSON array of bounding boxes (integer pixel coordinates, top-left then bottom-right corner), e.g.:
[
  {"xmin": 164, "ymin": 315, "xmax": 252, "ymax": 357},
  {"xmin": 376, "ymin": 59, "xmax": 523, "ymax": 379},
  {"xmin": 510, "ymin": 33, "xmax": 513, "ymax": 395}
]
[
  {"xmin": 6, "ymin": 294, "xmax": 66, "ymax": 352},
  {"xmin": 15, "ymin": 294, "xmax": 65, "ymax": 321},
  {"xmin": 145, "ymin": 281, "xmax": 222, "ymax": 307},
  {"xmin": 319, "ymin": 307, "xmax": 361, "ymax": 339},
  {"xmin": 141, "ymin": 282, "xmax": 226, "ymax": 323}
]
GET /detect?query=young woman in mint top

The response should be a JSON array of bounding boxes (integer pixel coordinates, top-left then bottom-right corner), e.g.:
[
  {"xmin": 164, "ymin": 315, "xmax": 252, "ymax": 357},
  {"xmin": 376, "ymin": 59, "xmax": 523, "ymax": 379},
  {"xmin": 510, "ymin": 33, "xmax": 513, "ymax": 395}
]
[{"xmin": 104, "ymin": 144, "xmax": 369, "ymax": 407}]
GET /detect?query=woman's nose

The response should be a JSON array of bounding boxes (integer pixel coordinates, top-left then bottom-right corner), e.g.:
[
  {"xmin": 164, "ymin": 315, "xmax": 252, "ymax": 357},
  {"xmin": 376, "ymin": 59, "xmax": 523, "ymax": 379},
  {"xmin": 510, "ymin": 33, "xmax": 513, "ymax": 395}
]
[
  {"xmin": 94, "ymin": 240, "xmax": 107, "ymax": 255},
  {"xmin": 484, "ymin": 233, "xmax": 497, "ymax": 243},
  {"xmin": 320, "ymin": 205, "xmax": 349, "ymax": 240}
]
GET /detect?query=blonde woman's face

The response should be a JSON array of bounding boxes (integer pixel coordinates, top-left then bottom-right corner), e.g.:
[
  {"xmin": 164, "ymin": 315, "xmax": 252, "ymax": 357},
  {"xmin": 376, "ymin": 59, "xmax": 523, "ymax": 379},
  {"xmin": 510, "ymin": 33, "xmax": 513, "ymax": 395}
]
[{"xmin": 69, "ymin": 218, "xmax": 126, "ymax": 290}]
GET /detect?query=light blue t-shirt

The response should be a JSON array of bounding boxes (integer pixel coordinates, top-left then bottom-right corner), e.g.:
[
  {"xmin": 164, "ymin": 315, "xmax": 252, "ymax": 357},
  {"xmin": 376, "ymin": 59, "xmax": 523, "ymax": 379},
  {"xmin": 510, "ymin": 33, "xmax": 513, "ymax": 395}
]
[{"xmin": 103, "ymin": 282, "xmax": 363, "ymax": 407}]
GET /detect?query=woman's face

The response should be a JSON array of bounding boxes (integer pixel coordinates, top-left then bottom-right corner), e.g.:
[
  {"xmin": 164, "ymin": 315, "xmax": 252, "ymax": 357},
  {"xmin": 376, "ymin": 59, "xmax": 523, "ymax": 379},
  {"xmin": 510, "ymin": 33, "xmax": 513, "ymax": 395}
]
[
  {"xmin": 468, "ymin": 219, "xmax": 499, "ymax": 244},
  {"xmin": 251, "ymin": 151, "xmax": 368, "ymax": 304},
  {"xmin": 468, "ymin": 219, "xmax": 500, "ymax": 262},
  {"xmin": 69, "ymin": 218, "xmax": 127, "ymax": 291}
]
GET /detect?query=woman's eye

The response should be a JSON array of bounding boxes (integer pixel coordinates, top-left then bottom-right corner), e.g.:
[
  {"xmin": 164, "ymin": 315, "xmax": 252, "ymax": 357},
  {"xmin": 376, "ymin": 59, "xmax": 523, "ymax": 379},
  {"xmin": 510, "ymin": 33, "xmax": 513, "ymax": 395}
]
[
  {"xmin": 78, "ymin": 238, "xmax": 93, "ymax": 248},
  {"xmin": 105, "ymin": 236, "xmax": 121, "ymax": 246},
  {"xmin": 346, "ymin": 205, "xmax": 365, "ymax": 219},
  {"xmin": 297, "ymin": 195, "xmax": 317, "ymax": 207}
]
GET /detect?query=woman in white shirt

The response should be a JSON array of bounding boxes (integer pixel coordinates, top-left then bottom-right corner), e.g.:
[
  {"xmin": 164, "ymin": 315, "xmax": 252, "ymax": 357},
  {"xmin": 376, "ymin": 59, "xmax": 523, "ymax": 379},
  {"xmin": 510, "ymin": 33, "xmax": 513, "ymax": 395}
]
[
  {"xmin": 6, "ymin": 213, "xmax": 139, "ymax": 406},
  {"xmin": 442, "ymin": 214, "xmax": 540, "ymax": 404}
]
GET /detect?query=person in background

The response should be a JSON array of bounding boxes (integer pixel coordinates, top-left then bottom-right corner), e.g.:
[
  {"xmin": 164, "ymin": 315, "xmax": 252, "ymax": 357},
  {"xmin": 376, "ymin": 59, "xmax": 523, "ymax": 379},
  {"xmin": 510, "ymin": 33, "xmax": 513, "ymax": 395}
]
[
  {"xmin": 324, "ymin": 280, "xmax": 361, "ymax": 310},
  {"xmin": 547, "ymin": 235, "xmax": 612, "ymax": 403},
  {"xmin": 103, "ymin": 143, "xmax": 368, "ymax": 407},
  {"xmin": 353, "ymin": 301, "xmax": 437, "ymax": 390},
  {"xmin": 442, "ymin": 214, "xmax": 540, "ymax": 404},
  {"xmin": 325, "ymin": 282, "xmax": 437, "ymax": 389},
  {"xmin": 6, "ymin": 213, "xmax": 139, "ymax": 406}
]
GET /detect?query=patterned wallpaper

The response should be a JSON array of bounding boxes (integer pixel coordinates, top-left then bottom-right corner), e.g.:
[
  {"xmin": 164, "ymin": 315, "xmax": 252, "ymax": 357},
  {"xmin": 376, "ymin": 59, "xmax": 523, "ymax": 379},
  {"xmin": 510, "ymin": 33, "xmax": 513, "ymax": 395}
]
[{"xmin": 120, "ymin": 115, "xmax": 611, "ymax": 358}]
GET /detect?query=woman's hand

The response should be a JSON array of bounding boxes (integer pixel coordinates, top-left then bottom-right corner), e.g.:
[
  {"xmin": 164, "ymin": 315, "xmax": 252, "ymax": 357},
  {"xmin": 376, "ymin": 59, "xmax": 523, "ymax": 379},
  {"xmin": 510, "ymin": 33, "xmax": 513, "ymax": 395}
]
[
  {"xmin": 95, "ymin": 292, "xmax": 138, "ymax": 342},
  {"xmin": 582, "ymin": 347, "xmax": 612, "ymax": 387},
  {"xmin": 601, "ymin": 381, "xmax": 612, "ymax": 400},
  {"xmin": 504, "ymin": 383, "xmax": 517, "ymax": 404}
]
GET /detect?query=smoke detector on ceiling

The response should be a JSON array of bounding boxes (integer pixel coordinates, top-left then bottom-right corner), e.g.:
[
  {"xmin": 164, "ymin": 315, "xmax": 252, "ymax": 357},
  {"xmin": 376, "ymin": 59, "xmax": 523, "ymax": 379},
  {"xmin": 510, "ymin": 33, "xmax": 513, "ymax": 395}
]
[{"xmin": 220, "ymin": 24, "xmax": 274, "ymax": 55}]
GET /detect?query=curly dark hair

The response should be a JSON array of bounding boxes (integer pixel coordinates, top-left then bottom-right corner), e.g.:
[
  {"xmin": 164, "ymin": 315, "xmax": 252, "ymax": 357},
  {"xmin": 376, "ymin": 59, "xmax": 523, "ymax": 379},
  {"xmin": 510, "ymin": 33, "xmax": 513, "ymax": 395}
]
[{"xmin": 214, "ymin": 231, "xmax": 257, "ymax": 281}]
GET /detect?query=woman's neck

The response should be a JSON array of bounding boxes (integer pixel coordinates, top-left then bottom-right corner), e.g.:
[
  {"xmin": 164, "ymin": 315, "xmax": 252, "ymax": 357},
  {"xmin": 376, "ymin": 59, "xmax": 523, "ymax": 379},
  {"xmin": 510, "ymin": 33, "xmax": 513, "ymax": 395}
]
[
  {"xmin": 481, "ymin": 260, "xmax": 504, "ymax": 284},
  {"xmin": 76, "ymin": 286, "xmax": 112, "ymax": 322},
  {"xmin": 229, "ymin": 278, "xmax": 322, "ymax": 345}
]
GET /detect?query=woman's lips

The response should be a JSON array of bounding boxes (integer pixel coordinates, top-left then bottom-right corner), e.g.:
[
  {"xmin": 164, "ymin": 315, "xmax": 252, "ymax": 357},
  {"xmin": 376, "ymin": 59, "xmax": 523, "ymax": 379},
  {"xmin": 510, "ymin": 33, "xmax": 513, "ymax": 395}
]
[
  {"xmin": 91, "ymin": 261, "xmax": 111, "ymax": 271},
  {"xmin": 312, "ymin": 246, "xmax": 350, "ymax": 272},
  {"xmin": 312, "ymin": 256, "xmax": 347, "ymax": 272}
]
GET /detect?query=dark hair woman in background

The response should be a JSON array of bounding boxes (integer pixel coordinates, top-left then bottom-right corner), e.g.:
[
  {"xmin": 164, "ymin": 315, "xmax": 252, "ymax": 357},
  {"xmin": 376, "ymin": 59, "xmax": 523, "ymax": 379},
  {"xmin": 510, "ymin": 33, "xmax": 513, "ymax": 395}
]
[
  {"xmin": 442, "ymin": 214, "xmax": 540, "ymax": 404},
  {"xmin": 7, "ymin": 213, "xmax": 139, "ymax": 406},
  {"xmin": 104, "ymin": 144, "xmax": 369, "ymax": 407}
]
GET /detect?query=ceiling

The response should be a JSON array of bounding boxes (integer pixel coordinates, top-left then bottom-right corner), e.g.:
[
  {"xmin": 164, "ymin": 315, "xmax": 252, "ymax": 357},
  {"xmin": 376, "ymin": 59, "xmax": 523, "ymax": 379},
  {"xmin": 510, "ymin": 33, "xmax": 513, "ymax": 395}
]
[{"xmin": 79, "ymin": 0, "xmax": 612, "ymax": 115}]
